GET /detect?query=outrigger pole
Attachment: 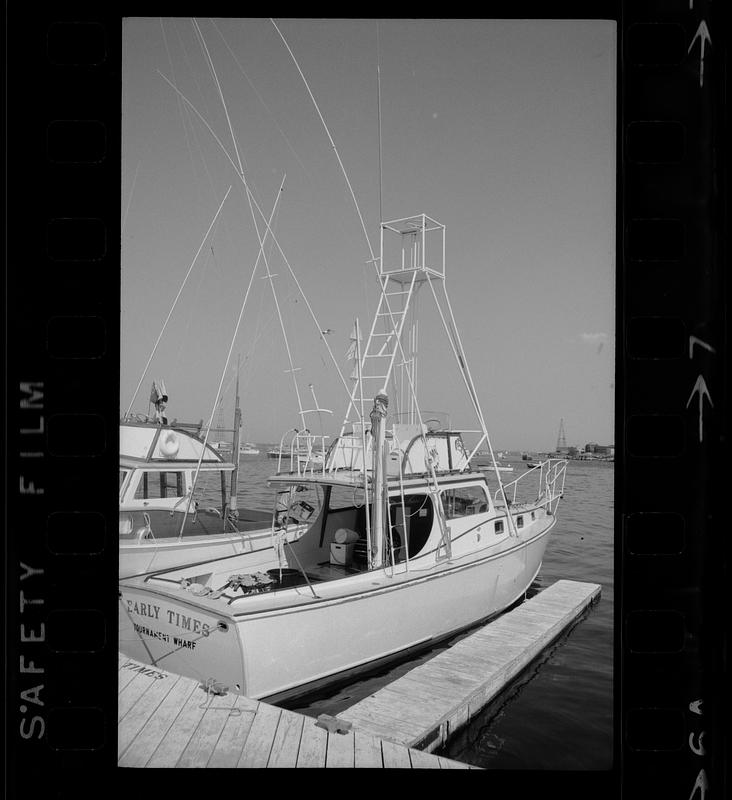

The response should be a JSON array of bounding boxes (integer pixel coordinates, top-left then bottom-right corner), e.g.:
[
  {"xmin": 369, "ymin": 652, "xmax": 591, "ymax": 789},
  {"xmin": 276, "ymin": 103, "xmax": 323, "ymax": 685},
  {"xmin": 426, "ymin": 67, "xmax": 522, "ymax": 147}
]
[
  {"xmin": 124, "ymin": 186, "xmax": 232, "ymax": 420},
  {"xmin": 228, "ymin": 354, "xmax": 242, "ymax": 523},
  {"xmin": 177, "ymin": 181, "xmax": 286, "ymax": 540},
  {"xmin": 158, "ymin": 69, "xmax": 356, "ymax": 416}
]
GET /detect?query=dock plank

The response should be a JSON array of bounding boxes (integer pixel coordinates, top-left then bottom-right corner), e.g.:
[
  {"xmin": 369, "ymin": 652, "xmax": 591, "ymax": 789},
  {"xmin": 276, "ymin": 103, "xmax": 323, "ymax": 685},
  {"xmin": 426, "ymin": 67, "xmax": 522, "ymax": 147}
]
[
  {"xmin": 296, "ymin": 718, "xmax": 329, "ymax": 768},
  {"xmin": 353, "ymin": 731, "xmax": 384, "ymax": 768},
  {"xmin": 206, "ymin": 696, "xmax": 259, "ymax": 768},
  {"xmin": 267, "ymin": 708, "xmax": 306, "ymax": 768},
  {"xmin": 325, "ymin": 729, "xmax": 355, "ymax": 768},
  {"xmin": 382, "ymin": 738, "xmax": 413, "ymax": 769},
  {"xmin": 145, "ymin": 683, "xmax": 210, "ymax": 768},
  {"xmin": 236, "ymin": 702, "xmax": 281, "ymax": 767},
  {"xmin": 118, "ymin": 660, "xmax": 142, "ymax": 693},
  {"xmin": 118, "ymin": 674, "xmax": 185, "ymax": 759},
  {"xmin": 177, "ymin": 692, "xmax": 243, "ymax": 768},
  {"xmin": 118, "ymin": 672, "xmax": 159, "ymax": 721},
  {"xmin": 119, "ymin": 677, "xmax": 200, "ymax": 767},
  {"xmin": 409, "ymin": 747, "xmax": 444, "ymax": 769}
]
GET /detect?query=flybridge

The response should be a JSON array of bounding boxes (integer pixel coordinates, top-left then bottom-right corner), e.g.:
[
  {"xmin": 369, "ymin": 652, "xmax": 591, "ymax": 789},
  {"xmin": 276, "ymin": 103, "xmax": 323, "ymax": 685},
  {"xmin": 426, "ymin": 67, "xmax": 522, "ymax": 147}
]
[
  {"xmin": 120, "ymin": 422, "xmax": 223, "ymax": 464},
  {"xmin": 325, "ymin": 426, "xmax": 469, "ymax": 476}
]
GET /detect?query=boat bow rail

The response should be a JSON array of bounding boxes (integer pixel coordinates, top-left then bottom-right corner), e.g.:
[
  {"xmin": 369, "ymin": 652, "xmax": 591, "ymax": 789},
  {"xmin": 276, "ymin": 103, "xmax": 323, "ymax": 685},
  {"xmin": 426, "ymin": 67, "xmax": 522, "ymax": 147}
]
[{"xmin": 495, "ymin": 457, "xmax": 567, "ymax": 513}]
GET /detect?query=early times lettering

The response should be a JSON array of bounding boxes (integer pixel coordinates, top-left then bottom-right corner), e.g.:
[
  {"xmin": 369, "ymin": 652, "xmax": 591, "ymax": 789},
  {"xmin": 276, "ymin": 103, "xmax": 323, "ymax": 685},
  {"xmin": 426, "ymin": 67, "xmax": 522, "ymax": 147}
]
[{"xmin": 126, "ymin": 598, "xmax": 212, "ymax": 637}]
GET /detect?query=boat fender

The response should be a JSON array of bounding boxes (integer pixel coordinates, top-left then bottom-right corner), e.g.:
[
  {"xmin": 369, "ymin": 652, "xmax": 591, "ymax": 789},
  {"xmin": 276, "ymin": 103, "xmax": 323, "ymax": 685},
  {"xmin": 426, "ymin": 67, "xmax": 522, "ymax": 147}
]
[
  {"xmin": 159, "ymin": 430, "xmax": 180, "ymax": 457},
  {"xmin": 334, "ymin": 528, "xmax": 359, "ymax": 544}
]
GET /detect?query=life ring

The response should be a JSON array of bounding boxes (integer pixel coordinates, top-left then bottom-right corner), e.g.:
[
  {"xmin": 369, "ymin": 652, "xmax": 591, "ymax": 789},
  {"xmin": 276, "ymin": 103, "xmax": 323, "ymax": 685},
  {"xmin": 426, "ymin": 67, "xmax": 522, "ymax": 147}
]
[{"xmin": 159, "ymin": 430, "xmax": 180, "ymax": 457}]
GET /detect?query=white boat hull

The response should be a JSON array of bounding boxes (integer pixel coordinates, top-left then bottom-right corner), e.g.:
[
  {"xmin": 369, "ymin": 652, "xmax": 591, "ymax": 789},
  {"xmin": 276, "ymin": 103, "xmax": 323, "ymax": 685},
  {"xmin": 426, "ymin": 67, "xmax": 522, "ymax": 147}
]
[{"xmin": 119, "ymin": 522, "xmax": 552, "ymax": 701}]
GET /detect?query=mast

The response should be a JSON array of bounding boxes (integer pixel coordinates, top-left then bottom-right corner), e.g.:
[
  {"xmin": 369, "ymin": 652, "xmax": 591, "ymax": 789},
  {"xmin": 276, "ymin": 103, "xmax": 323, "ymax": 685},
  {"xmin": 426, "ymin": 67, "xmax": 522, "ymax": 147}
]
[
  {"xmin": 369, "ymin": 392, "xmax": 388, "ymax": 568},
  {"xmin": 229, "ymin": 355, "xmax": 242, "ymax": 519}
]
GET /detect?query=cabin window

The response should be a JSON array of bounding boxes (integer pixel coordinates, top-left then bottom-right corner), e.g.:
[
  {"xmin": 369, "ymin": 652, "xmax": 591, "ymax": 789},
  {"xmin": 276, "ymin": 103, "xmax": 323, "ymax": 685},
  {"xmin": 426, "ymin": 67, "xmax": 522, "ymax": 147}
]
[
  {"xmin": 517, "ymin": 515, "xmax": 524, "ymax": 528},
  {"xmin": 494, "ymin": 520, "xmax": 504, "ymax": 534},
  {"xmin": 134, "ymin": 471, "xmax": 185, "ymax": 500},
  {"xmin": 442, "ymin": 485, "xmax": 489, "ymax": 519},
  {"xmin": 119, "ymin": 470, "xmax": 129, "ymax": 491}
]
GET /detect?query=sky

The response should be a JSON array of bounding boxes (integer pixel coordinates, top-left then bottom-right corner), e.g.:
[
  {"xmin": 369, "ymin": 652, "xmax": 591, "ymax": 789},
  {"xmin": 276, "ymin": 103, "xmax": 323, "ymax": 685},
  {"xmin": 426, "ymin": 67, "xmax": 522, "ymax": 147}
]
[{"xmin": 121, "ymin": 18, "xmax": 616, "ymax": 452}]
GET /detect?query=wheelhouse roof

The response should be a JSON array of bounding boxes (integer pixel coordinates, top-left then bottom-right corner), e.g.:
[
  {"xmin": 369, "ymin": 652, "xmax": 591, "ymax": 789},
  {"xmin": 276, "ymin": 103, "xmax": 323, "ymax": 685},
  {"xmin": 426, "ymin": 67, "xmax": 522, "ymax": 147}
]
[{"xmin": 120, "ymin": 457, "xmax": 235, "ymax": 471}]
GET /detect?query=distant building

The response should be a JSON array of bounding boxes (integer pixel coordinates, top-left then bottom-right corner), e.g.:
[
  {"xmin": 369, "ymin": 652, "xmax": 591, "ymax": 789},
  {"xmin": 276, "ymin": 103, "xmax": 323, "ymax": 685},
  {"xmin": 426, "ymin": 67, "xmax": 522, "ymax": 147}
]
[{"xmin": 585, "ymin": 442, "xmax": 598, "ymax": 453}]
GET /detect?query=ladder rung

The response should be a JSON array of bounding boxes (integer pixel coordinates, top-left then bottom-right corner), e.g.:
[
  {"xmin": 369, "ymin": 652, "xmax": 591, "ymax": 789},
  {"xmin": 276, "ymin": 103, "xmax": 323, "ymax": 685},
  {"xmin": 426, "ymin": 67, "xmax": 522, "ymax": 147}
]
[{"xmin": 363, "ymin": 353, "xmax": 392, "ymax": 358}]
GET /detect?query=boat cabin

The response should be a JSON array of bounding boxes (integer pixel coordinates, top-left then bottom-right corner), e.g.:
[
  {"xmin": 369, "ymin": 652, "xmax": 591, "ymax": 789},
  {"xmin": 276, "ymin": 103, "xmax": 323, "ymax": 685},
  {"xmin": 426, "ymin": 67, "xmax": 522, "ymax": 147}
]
[{"xmin": 119, "ymin": 421, "xmax": 269, "ymax": 541}]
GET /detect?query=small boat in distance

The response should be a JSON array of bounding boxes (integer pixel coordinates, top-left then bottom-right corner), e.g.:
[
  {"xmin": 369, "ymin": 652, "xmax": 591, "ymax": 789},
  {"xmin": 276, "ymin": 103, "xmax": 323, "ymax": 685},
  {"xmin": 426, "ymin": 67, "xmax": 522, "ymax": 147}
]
[
  {"xmin": 239, "ymin": 442, "xmax": 260, "ymax": 456},
  {"xmin": 474, "ymin": 450, "xmax": 514, "ymax": 472}
]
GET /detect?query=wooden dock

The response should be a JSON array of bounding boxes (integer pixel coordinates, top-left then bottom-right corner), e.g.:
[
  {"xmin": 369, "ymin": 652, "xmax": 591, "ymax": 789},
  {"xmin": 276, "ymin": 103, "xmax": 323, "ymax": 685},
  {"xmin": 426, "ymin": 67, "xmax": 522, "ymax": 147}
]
[
  {"xmin": 340, "ymin": 579, "xmax": 601, "ymax": 752},
  {"xmin": 118, "ymin": 654, "xmax": 474, "ymax": 768}
]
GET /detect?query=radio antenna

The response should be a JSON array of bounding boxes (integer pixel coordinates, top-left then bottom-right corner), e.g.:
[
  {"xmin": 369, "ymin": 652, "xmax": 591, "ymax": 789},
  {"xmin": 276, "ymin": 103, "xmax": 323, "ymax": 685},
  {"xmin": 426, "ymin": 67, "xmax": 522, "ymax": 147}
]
[{"xmin": 376, "ymin": 20, "xmax": 383, "ymax": 225}]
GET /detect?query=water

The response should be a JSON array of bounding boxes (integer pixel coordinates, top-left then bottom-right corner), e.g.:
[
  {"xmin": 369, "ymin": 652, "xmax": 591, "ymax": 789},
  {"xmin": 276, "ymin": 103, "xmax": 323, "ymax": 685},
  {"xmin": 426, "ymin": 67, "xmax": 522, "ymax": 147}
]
[{"xmin": 205, "ymin": 454, "xmax": 614, "ymax": 770}]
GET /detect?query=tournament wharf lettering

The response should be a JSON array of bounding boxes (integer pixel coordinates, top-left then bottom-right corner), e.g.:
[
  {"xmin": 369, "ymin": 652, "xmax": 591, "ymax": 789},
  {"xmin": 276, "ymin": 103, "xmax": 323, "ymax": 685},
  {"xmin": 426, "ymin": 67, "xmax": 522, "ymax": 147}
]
[{"xmin": 132, "ymin": 623, "xmax": 198, "ymax": 650}]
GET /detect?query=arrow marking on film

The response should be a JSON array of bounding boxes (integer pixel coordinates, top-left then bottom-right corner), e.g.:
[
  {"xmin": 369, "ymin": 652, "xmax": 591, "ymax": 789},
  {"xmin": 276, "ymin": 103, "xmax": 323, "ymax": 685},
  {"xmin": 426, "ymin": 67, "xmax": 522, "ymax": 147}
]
[
  {"xmin": 686, "ymin": 375, "xmax": 713, "ymax": 442},
  {"xmin": 689, "ymin": 335, "xmax": 715, "ymax": 358},
  {"xmin": 688, "ymin": 20, "xmax": 712, "ymax": 87},
  {"xmin": 688, "ymin": 768, "xmax": 708, "ymax": 800}
]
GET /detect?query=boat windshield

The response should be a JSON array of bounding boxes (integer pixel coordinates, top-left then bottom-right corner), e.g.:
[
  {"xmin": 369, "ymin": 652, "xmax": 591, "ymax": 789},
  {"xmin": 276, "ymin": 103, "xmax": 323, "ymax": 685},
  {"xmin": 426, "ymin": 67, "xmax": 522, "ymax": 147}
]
[{"xmin": 134, "ymin": 470, "xmax": 186, "ymax": 500}]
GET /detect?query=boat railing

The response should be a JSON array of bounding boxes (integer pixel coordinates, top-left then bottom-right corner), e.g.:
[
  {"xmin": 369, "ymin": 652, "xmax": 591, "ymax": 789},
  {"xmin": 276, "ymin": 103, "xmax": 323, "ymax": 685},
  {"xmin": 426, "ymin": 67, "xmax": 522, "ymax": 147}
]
[
  {"xmin": 323, "ymin": 434, "xmax": 366, "ymax": 474},
  {"xmin": 494, "ymin": 457, "xmax": 567, "ymax": 512},
  {"xmin": 275, "ymin": 428, "xmax": 329, "ymax": 477}
]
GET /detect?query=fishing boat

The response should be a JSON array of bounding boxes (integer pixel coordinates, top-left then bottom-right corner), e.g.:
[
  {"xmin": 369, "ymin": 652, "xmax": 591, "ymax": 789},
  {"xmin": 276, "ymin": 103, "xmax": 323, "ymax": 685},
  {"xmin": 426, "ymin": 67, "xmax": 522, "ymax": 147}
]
[
  {"xmin": 119, "ymin": 418, "xmax": 308, "ymax": 578},
  {"xmin": 239, "ymin": 442, "xmax": 261, "ymax": 456},
  {"xmin": 119, "ymin": 214, "xmax": 567, "ymax": 702}
]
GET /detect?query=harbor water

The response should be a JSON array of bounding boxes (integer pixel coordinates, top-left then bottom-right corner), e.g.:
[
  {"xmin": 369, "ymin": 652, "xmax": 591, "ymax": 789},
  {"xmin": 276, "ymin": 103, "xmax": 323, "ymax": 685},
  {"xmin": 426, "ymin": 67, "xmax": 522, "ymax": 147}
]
[{"xmin": 200, "ymin": 454, "xmax": 614, "ymax": 770}]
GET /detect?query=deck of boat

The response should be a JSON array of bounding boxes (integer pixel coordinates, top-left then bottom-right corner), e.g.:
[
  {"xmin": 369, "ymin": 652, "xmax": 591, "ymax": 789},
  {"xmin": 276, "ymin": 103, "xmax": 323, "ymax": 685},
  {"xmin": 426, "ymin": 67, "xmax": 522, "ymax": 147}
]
[{"xmin": 118, "ymin": 654, "xmax": 474, "ymax": 768}]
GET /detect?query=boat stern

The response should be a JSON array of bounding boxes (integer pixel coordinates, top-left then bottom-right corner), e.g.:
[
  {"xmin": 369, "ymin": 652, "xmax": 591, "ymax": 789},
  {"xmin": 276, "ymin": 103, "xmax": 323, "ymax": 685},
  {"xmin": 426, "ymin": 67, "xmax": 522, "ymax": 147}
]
[{"xmin": 118, "ymin": 580, "xmax": 248, "ymax": 694}]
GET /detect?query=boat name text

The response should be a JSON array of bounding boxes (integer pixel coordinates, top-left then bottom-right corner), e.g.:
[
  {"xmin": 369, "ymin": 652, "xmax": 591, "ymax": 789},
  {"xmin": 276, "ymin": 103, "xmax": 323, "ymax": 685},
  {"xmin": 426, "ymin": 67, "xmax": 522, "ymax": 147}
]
[
  {"xmin": 121, "ymin": 660, "xmax": 169, "ymax": 680},
  {"xmin": 126, "ymin": 599, "xmax": 211, "ymax": 637}
]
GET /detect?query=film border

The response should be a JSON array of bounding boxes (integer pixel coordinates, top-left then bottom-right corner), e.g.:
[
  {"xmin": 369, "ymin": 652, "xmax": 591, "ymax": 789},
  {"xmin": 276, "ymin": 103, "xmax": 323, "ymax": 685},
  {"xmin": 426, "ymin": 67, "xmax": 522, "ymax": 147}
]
[{"xmin": 4, "ymin": 2, "xmax": 726, "ymax": 796}]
